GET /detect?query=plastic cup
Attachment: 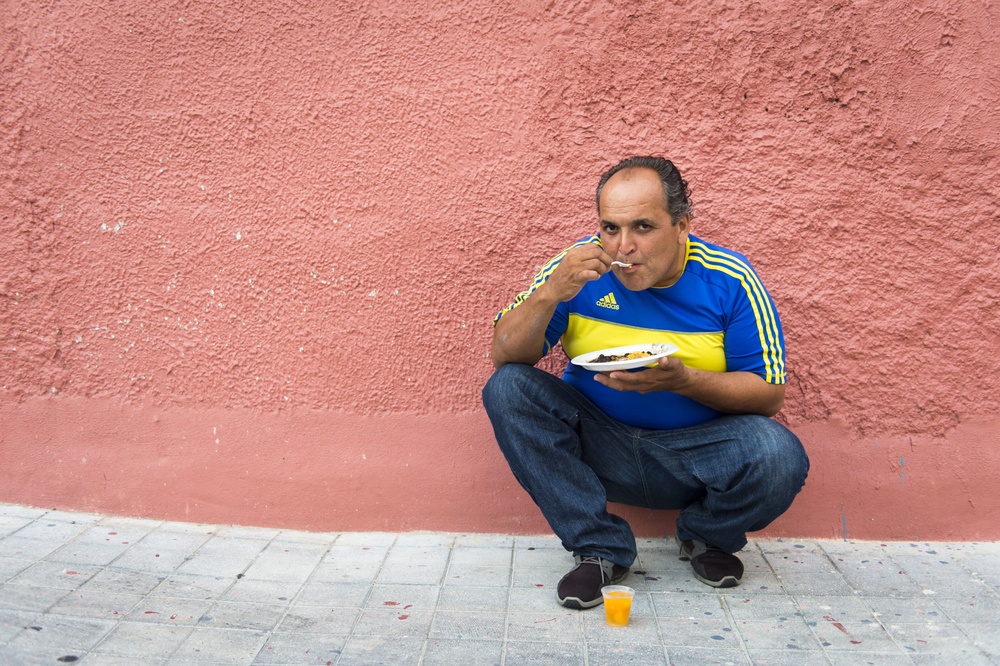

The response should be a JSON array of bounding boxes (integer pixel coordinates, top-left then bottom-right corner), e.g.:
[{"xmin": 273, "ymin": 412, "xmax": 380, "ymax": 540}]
[{"xmin": 601, "ymin": 585, "xmax": 635, "ymax": 627}]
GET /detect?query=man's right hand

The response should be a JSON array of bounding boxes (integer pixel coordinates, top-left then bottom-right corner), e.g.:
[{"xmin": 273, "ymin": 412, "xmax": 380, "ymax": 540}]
[
  {"xmin": 491, "ymin": 244, "xmax": 612, "ymax": 368},
  {"xmin": 541, "ymin": 244, "xmax": 614, "ymax": 303}
]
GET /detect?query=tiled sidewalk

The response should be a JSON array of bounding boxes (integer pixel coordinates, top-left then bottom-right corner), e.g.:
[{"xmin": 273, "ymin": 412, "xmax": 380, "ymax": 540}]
[{"xmin": 1, "ymin": 504, "xmax": 998, "ymax": 665}]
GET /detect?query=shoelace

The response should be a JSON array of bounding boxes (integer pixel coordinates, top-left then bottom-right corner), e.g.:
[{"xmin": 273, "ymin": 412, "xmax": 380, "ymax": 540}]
[{"xmin": 578, "ymin": 555, "xmax": 609, "ymax": 581}]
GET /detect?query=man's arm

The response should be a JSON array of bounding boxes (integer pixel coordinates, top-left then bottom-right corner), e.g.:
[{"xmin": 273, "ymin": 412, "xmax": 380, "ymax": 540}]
[
  {"xmin": 594, "ymin": 356, "xmax": 785, "ymax": 416},
  {"xmin": 491, "ymin": 244, "xmax": 612, "ymax": 369}
]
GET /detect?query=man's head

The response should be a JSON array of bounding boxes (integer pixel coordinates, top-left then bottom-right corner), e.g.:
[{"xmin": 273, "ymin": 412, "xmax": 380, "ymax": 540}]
[
  {"xmin": 595, "ymin": 156, "xmax": 693, "ymax": 225},
  {"xmin": 595, "ymin": 157, "xmax": 692, "ymax": 290}
]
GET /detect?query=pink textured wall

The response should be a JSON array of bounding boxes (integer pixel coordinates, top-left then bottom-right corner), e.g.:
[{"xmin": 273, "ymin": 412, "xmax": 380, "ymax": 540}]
[{"xmin": 2, "ymin": 1, "xmax": 998, "ymax": 540}]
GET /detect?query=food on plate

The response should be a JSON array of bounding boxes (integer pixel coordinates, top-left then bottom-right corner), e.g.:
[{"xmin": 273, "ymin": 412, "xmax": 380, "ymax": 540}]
[{"xmin": 591, "ymin": 350, "xmax": 654, "ymax": 363}]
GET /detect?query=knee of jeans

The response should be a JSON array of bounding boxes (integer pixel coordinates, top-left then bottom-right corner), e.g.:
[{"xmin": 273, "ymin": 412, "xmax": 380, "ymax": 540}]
[
  {"xmin": 748, "ymin": 416, "xmax": 809, "ymax": 484},
  {"xmin": 482, "ymin": 363, "xmax": 535, "ymax": 413}
]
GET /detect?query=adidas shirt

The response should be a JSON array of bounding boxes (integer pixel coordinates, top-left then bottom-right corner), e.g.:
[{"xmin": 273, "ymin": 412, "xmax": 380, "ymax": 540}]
[{"xmin": 494, "ymin": 234, "xmax": 786, "ymax": 430}]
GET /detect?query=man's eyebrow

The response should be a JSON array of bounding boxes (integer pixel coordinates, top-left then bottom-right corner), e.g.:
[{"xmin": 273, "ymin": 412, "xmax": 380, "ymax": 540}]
[{"xmin": 600, "ymin": 217, "xmax": 656, "ymax": 226}]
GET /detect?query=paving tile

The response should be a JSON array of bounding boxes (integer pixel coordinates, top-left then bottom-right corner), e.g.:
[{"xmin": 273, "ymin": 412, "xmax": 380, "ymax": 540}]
[
  {"xmin": 321, "ymin": 543, "xmax": 390, "ymax": 564},
  {"xmin": 649, "ymin": 591, "xmax": 727, "ymax": 619},
  {"xmin": 275, "ymin": 605, "xmax": 359, "ymax": 634},
  {"xmin": 511, "ymin": 564, "xmax": 563, "ymax": 589},
  {"xmin": 911, "ymin": 573, "xmax": 998, "ymax": 600},
  {"xmin": 663, "ymin": 646, "xmax": 750, "ymax": 665},
  {"xmin": 132, "ymin": 528, "xmax": 212, "ymax": 553},
  {"xmin": 724, "ymin": 594, "xmax": 804, "ymax": 623},
  {"xmin": 421, "ymin": 638, "xmax": 503, "ymax": 665},
  {"xmin": 123, "ymin": 597, "xmax": 213, "ymax": 625},
  {"xmin": 657, "ymin": 615, "xmax": 742, "ymax": 649},
  {"xmin": 0, "ymin": 555, "xmax": 33, "ymax": 583},
  {"xmin": 252, "ymin": 630, "xmax": 346, "ymax": 664},
  {"xmin": 76, "ymin": 654, "xmax": 169, "ymax": 665},
  {"xmin": 10, "ymin": 560, "xmax": 98, "ymax": 589},
  {"xmin": 336, "ymin": 635, "xmax": 424, "ymax": 666},
  {"xmin": 910, "ymin": 652, "xmax": 997, "ymax": 666},
  {"xmin": 197, "ymin": 600, "xmax": 288, "ymax": 631},
  {"xmin": 171, "ymin": 626, "xmax": 269, "ymax": 664},
  {"xmin": 148, "ymin": 572, "xmax": 235, "ymax": 600},
  {"xmin": 0, "ymin": 516, "xmax": 36, "ymax": 539},
  {"xmin": 10, "ymin": 519, "xmax": 90, "ymax": 542},
  {"xmin": 47, "ymin": 589, "xmax": 145, "ymax": 619},
  {"xmin": 212, "ymin": 525, "xmax": 280, "ymax": 540},
  {"xmin": 826, "ymin": 653, "xmax": 914, "ymax": 665},
  {"xmin": 436, "ymin": 583, "xmax": 508, "ymax": 611},
  {"xmin": 933, "ymin": 588, "xmax": 1000, "ymax": 624},
  {"xmin": 375, "ymin": 546, "xmax": 449, "ymax": 585},
  {"xmin": 452, "ymin": 533, "xmax": 515, "ymax": 549},
  {"xmin": 111, "ymin": 545, "xmax": 203, "ymax": 575},
  {"xmin": 174, "ymin": 536, "xmax": 270, "ymax": 577},
  {"xmin": 38, "ymin": 510, "xmax": 102, "ymax": 525},
  {"xmin": 743, "ymin": 648, "xmax": 830, "ymax": 664},
  {"xmin": 428, "ymin": 609, "xmax": 506, "ymax": 640},
  {"xmin": 294, "ymin": 580, "xmax": 371, "ymax": 607},
  {"xmin": 393, "ymin": 532, "xmax": 456, "ymax": 548},
  {"xmin": 351, "ymin": 608, "xmax": 434, "ymax": 638},
  {"xmin": 309, "ymin": 558, "xmax": 382, "ymax": 583},
  {"xmin": 503, "ymin": 639, "xmax": 585, "ymax": 665},
  {"xmin": 506, "ymin": 610, "xmax": 583, "ymax": 642},
  {"xmin": 0, "ymin": 536, "xmax": 65, "ymax": 560},
  {"xmin": 448, "ymin": 545, "xmax": 512, "ymax": 567},
  {"xmin": 0, "ymin": 581, "xmax": 71, "ymax": 613},
  {"xmin": 733, "ymin": 620, "xmax": 823, "ymax": 652},
  {"xmin": 774, "ymin": 570, "xmax": 857, "ymax": 596},
  {"xmin": 77, "ymin": 567, "xmax": 165, "ymax": 596},
  {"xmin": 48, "ymin": 540, "xmax": 134, "ymax": 567},
  {"xmin": 5, "ymin": 613, "xmax": 116, "ymax": 653},
  {"xmin": 587, "ymin": 642, "xmax": 669, "ymax": 665},
  {"xmin": 334, "ymin": 532, "xmax": 398, "ymax": 548},
  {"xmin": 443, "ymin": 563, "xmax": 512, "ymax": 587},
  {"xmin": 861, "ymin": 594, "xmax": 946, "ymax": 632},
  {"xmin": 241, "ymin": 542, "xmax": 327, "ymax": 583},
  {"xmin": 0, "ymin": 608, "xmax": 39, "ymax": 643},
  {"xmin": 219, "ymin": 576, "xmax": 303, "ymax": 604},
  {"xmin": 508, "ymin": 584, "xmax": 562, "ymax": 612},
  {"xmin": 365, "ymin": 583, "xmax": 440, "ymax": 610},
  {"xmin": 954, "ymin": 623, "xmax": 1000, "ymax": 659},
  {"xmin": 90, "ymin": 620, "xmax": 194, "ymax": 659},
  {"xmin": 880, "ymin": 619, "xmax": 984, "ymax": 656}
]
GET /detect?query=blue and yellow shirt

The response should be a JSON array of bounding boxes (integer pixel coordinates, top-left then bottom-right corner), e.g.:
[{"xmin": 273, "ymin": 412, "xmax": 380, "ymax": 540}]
[{"xmin": 494, "ymin": 234, "xmax": 786, "ymax": 429}]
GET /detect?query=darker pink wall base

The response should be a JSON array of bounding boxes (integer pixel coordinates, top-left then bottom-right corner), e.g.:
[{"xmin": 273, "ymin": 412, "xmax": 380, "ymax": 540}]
[{"xmin": 2, "ymin": 397, "xmax": 997, "ymax": 541}]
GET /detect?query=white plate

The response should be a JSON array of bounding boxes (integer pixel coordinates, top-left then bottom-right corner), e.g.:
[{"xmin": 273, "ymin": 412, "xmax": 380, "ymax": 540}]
[{"xmin": 570, "ymin": 343, "xmax": 679, "ymax": 372}]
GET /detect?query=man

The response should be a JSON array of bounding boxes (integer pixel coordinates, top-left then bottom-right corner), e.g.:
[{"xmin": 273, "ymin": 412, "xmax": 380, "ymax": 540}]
[{"xmin": 482, "ymin": 156, "xmax": 809, "ymax": 610}]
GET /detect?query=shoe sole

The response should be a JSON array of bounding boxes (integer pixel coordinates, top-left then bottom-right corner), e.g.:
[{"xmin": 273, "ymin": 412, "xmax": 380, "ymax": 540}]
[
  {"xmin": 557, "ymin": 595, "xmax": 604, "ymax": 610},
  {"xmin": 692, "ymin": 572, "xmax": 741, "ymax": 588}
]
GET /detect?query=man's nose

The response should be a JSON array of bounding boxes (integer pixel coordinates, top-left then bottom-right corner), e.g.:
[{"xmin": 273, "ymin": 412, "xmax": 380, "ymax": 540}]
[{"xmin": 618, "ymin": 230, "xmax": 637, "ymax": 255}]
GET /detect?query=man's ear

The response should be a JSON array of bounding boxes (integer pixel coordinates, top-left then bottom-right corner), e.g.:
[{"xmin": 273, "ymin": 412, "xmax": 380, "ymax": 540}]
[{"xmin": 677, "ymin": 214, "xmax": 691, "ymax": 242}]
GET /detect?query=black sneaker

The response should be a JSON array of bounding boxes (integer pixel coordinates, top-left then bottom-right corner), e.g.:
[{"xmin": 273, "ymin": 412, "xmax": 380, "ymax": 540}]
[
  {"xmin": 675, "ymin": 534, "xmax": 744, "ymax": 588},
  {"xmin": 556, "ymin": 555, "xmax": 630, "ymax": 609}
]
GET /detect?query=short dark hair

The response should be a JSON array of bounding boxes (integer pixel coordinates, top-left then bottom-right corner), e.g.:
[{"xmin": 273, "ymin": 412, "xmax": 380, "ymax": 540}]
[{"xmin": 595, "ymin": 156, "xmax": 693, "ymax": 225}]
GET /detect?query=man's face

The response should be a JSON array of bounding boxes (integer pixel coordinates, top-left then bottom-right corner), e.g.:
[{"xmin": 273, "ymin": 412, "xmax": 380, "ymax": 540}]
[{"xmin": 598, "ymin": 167, "xmax": 689, "ymax": 290}]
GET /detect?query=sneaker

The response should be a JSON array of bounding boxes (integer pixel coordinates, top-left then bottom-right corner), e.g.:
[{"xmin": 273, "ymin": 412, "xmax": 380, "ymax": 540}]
[
  {"xmin": 556, "ymin": 555, "xmax": 630, "ymax": 609},
  {"xmin": 675, "ymin": 534, "xmax": 743, "ymax": 588}
]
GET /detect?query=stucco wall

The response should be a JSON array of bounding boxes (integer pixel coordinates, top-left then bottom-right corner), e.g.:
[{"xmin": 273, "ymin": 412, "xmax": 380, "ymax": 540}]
[{"xmin": 2, "ymin": 1, "xmax": 998, "ymax": 540}]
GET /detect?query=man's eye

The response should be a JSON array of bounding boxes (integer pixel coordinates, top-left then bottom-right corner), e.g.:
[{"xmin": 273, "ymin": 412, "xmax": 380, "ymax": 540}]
[{"xmin": 602, "ymin": 225, "xmax": 618, "ymax": 233}]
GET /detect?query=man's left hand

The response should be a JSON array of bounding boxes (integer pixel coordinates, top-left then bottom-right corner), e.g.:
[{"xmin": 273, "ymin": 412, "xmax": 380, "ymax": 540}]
[{"xmin": 594, "ymin": 356, "xmax": 689, "ymax": 394}]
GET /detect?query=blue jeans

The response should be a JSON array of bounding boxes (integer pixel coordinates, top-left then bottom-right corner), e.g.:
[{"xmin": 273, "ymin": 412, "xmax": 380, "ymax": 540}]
[{"xmin": 482, "ymin": 363, "xmax": 809, "ymax": 568}]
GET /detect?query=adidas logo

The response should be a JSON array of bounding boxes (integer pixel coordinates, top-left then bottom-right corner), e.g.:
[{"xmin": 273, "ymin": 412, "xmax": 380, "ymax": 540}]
[{"xmin": 596, "ymin": 292, "xmax": 619, "ymax": 310}]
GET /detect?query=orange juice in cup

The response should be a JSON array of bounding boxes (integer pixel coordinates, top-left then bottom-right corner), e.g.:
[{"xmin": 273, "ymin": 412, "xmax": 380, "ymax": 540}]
[{"xmin": 601, "ymin": 585, "xmax": 635, "ymax": 627}]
